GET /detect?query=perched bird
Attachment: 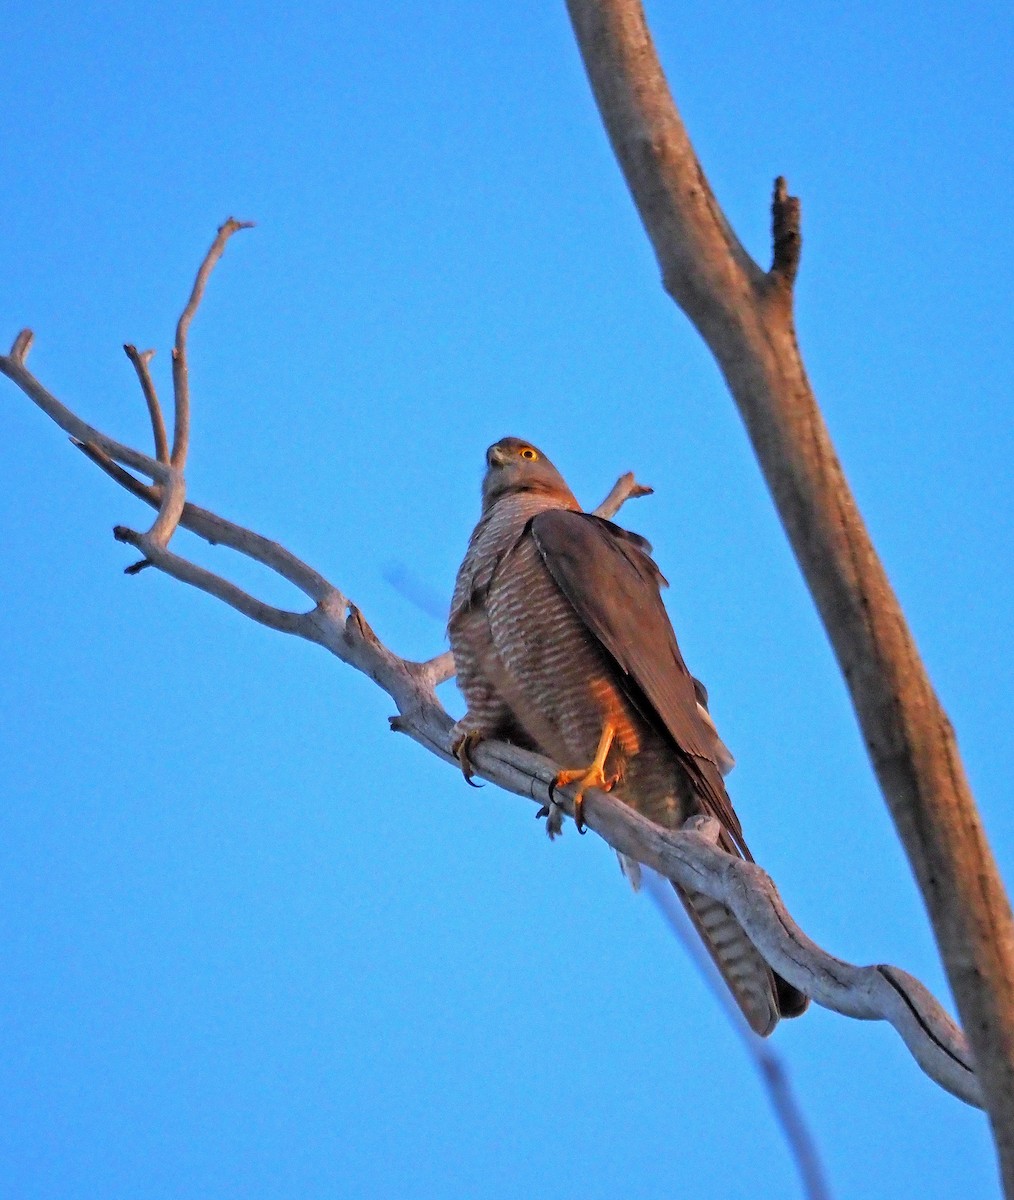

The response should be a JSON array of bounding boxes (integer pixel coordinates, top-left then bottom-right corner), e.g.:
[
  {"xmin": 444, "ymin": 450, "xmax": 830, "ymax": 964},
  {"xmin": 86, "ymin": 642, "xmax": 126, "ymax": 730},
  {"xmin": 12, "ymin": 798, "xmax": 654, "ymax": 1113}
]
[{"xmin": 448, "ymin": 436, "xmax": 808, "ymax": 1036}]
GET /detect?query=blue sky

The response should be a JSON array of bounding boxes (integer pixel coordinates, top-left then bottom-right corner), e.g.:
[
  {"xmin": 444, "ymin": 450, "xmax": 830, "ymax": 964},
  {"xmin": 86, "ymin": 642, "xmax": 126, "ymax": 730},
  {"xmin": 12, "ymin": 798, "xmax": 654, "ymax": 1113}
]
[{"xmin": 1, "ymin": 2, "xmax": 1012, "ymax": 1197}]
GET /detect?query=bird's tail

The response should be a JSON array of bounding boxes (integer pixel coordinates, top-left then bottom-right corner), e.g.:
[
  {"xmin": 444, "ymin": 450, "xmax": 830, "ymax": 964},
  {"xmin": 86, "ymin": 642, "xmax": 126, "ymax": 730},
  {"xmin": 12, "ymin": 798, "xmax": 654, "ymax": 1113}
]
[{"xmin": 672, "ymin": 880, "xmax": 809, "ymax": 1036}]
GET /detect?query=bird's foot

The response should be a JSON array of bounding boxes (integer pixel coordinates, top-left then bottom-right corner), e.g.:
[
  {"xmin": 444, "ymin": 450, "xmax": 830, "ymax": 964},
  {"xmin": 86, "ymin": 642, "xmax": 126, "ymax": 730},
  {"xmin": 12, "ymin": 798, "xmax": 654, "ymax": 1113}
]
[
  {"xmin": 550, "ymin": 762, "xmax": 619, "ymax": 834},
  {"xmin": 535, "ymin": 800, "xmax": 566, "ymax": 839},
  {"xmin": 550, "ymin": 721, "xmax": 620, "ymax": 833},
  {"xmin": 449, "ymin": 726, "xmax": 485, "ymax": 787}
]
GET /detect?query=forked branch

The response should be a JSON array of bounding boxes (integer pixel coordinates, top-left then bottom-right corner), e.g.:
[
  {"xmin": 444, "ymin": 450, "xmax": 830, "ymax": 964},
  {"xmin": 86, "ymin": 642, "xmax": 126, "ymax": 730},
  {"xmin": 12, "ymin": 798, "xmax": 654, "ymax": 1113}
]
[{"xmin": 0, "ymin": 224, "xmax": 983, "ymax": 1112}]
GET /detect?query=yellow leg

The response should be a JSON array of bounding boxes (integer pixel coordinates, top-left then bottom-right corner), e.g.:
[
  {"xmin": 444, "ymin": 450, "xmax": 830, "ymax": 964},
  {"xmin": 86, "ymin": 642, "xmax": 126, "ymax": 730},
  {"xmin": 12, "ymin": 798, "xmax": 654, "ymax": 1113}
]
[{"xmin": 553, "ymin": 721, "xmax": 619, "ymax": 832}]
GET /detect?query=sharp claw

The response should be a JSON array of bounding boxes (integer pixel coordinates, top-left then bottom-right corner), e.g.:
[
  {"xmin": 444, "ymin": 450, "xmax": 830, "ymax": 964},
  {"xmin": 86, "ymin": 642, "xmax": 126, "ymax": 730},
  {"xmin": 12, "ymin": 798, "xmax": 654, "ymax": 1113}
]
[
  {"xmin": 553, "ymin": 769, "xmax": 612, "ymax": 834},
  {"xmin": 453, "ymin": 730, "xmax": 484, "ymax": 788},
  {"xmin": 574, "ymin": 793, "xmax": 587, "ymax": 835},
  {"xmin": 551, "ymin": 723, "xmax": 616, "ymax": 832}
]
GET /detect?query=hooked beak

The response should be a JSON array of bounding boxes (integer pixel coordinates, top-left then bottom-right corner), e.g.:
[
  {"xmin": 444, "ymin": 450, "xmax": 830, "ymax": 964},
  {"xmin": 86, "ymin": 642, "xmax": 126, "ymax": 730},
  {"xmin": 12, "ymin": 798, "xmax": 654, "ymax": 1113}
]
[{"xmin": 486, "ymin": 443, "xmax": 509, "ymax": 468}]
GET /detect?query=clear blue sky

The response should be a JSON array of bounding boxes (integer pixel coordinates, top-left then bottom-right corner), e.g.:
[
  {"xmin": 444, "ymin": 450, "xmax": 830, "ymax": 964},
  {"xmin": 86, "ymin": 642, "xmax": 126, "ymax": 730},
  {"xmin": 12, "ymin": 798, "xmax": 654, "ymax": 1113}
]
[{"xmin": 2, "ymin": 2, "xmax": 1012, "ymax": 1197}]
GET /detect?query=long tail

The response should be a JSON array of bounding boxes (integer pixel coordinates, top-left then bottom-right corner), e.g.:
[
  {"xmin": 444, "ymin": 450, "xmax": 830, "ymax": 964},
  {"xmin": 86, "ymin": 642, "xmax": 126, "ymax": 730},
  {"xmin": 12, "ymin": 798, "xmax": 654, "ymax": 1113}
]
[{"xmin": 673, "ymin": 880, "xmax": 809, "ymax": 1036}]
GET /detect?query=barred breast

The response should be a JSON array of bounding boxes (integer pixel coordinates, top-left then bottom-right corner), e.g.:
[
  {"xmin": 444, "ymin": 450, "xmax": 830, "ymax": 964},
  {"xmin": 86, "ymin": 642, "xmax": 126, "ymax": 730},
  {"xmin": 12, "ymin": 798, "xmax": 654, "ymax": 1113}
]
[
  {"xmin": 449, "ymin": 492, "xmax": 576, "ymax": 741},
  {"xmin": 485, "ymin": 529, "xmax": 692, "ymax": 829}
]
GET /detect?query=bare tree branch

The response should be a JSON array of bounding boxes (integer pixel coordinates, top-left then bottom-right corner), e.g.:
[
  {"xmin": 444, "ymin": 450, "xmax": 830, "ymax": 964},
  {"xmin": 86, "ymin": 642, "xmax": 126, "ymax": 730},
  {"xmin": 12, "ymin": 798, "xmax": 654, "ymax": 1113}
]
[
  {"xmin": 123, "ymin": 344, "xmax": 169, "ymax": 465},
  {"xmin": 0, "ymin": 222, "xmax": 987, "ymax": 1123},
  {"xmin": 0, "ymin": 262, "xmax": 979, "ymax": 1113},
  {"xmin": 564, "ymin": 0, "xmax": 1014, "ymax": 1183},
  {"xmin": 463, "ymin": 746, "xmax": 982, "ymax": 1109},
  {"xmin": 592, "ymin": 470, "xmax": 653, "ymax": 518},
  {"xmin": 70, "ymin": 439, "xmax": 340, "ymax": 602},
  {"xmin": 1, "ymin": 331, "xmax": 171, "ymax": 484},
  {"xmin": 112, "ymin": 522, "xmax": 315, "ymax": 636},
  {"xmin": 170, "ymin": 217, "xmax": 253, "ymax": 471}
]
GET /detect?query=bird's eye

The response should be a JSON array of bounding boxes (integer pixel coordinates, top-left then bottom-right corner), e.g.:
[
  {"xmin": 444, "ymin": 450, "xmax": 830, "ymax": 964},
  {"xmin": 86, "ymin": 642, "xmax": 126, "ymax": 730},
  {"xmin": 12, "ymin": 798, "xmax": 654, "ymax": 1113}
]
[{"xmin": 520, "ymin": 447, "xmax": 538, "ymax": 461}]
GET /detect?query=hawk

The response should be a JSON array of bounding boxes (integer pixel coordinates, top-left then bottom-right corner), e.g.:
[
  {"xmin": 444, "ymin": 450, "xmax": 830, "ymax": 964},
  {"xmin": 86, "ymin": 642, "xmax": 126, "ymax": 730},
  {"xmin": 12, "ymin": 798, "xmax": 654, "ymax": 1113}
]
[{"xmin": 448, "ymin": 436, "xmax": 807, "ymax": 1036}]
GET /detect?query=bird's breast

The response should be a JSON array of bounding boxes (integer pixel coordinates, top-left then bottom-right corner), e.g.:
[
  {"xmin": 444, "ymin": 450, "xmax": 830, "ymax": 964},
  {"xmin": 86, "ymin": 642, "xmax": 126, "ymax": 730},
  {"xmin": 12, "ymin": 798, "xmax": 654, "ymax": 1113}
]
[{"xmin": 485, "ymin": 534, "xmax": 683, "ymax": 819}]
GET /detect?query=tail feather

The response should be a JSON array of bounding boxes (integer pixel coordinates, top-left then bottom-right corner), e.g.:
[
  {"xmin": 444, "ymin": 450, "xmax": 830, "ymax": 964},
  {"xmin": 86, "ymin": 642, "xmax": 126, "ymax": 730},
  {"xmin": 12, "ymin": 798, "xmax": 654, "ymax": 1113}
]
[{"xmin": 673, "ymin": 881, "xmax": 809, "ymax": 1036}]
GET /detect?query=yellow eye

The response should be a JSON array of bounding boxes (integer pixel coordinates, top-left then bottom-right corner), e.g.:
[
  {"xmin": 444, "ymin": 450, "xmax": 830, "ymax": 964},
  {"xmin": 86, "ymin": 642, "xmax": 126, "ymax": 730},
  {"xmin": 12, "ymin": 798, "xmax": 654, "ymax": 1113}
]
[{"xmin": 520, "ymin": 447, "xmax": 538, "ymax": 461}]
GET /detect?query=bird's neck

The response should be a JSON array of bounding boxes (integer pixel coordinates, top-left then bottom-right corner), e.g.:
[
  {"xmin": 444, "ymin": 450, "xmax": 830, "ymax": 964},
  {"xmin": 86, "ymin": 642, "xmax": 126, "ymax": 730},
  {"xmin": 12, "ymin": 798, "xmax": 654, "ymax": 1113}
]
[{"xmin": 482, "ymin": 485, "xmax": 580, "ymax": 521}]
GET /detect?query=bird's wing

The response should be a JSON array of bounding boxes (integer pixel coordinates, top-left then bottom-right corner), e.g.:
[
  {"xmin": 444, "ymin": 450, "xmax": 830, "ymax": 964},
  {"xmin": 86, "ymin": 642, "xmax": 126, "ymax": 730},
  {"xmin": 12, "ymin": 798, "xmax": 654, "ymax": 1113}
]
[
  {"xmin": 529, "ymin": 509, "xmax": 748, "ymax": 858},
  {"xmin": 692, "ymin": 676, "xmax": 736, "ymax": 776}
]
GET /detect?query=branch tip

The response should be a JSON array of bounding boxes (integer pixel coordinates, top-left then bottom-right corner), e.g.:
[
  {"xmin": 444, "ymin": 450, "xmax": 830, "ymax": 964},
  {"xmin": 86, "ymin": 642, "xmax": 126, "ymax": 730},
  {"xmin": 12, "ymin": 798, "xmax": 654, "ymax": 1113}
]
[
  {"xmin": 170, "ymin": 217, "xmax": 253, "ymax": 472},
  {"xmin": 124, "ymin": 558, "xmax": 152, "ymax": 575},
  {"xmin": 418, "ymin": 650, "xmax": 456, "ymax": 687},
  {"xmin": 124, "ymin": 343, "xmax": 169, "ymax": 464},
  {"xmin": 593, "ymin": 472, "xmax": 654, "ymax": 520},
  {"xmin": 10, "ymin": 329, "xmax": 34, "ymax": 363},
  {"xmin": 123, "ymin": 343, "xmax": 156, "ymax": 366},
  {"xmin": 769, "ymin": 175, "xmax": 802, "ymax": 287}
]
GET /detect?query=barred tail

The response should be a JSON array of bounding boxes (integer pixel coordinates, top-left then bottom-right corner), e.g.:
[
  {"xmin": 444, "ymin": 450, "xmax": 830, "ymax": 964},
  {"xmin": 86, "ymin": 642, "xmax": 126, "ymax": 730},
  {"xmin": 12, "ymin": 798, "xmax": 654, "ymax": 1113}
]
[{"xmin": 673, "ymin": 881, "xmax": 809, "ymax": 1036}]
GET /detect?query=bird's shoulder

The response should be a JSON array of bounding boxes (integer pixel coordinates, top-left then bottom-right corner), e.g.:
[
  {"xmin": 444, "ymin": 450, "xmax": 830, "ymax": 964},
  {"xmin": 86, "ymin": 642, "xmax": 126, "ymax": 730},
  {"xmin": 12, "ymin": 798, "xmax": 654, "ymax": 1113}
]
[{"xmin": 530, "ymin": 509, "xmax": 665, "ymax": 585}]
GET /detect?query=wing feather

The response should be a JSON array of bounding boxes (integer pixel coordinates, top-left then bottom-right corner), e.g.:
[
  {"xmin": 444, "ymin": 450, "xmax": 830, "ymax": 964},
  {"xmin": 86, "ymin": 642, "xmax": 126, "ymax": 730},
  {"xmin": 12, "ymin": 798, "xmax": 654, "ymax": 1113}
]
[{"xmin": 530, "ymin": 510, "xmax": 749, "ymax": 858}]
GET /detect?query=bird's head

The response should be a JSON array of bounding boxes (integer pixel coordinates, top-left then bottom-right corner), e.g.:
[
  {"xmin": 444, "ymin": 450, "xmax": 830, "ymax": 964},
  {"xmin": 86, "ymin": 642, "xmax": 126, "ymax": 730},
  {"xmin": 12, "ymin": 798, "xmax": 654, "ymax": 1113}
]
[{"xmin": 480, "ymin": 437, "xmax": 578, "ymax": 510}]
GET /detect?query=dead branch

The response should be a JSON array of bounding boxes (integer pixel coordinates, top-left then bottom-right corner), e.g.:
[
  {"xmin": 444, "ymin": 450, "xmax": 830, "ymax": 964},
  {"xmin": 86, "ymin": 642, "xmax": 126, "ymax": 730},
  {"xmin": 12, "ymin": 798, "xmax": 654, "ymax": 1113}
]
[
  {"xmin": 123, "ymin": 345, "xmax": 168, "ymax": 465},
  {"xmin": 593, "ymin": 470, "xmax": 653, "ymax": 518},
  {"xmin": 0, "ymin": 227, "xmax": 984, "ymax": 1112},
  {"xmin": 565, "ymin": 0, "xmax": 1013, "ymax": 1181}
]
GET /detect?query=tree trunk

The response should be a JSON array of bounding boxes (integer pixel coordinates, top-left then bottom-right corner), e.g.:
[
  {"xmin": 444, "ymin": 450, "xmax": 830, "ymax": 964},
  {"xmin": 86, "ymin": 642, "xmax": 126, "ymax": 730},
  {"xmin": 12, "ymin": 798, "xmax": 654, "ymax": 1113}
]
[{"xmin": 565, "ymin": 0, "xmax": 1014, "ymax": 1186}]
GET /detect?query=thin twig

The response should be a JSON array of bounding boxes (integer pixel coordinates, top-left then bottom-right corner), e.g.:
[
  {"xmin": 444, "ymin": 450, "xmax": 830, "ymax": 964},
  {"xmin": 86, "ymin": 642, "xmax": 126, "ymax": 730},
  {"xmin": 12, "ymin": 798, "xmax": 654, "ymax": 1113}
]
[
  {"xmin": 592, "ymin": 470, "xmax": 653, "ymax": 518},
  {"xmin": 112, "ymin": 524, "xmax": 315, "ymax": 636},
  {"xmin": 0, "ymin": 334, "xmax": 171, "ymax": 483},
  {"xmin": 147, "ymin": 217, "xmax": 252, "ymax": 549},
  {"xmin": 171, "ymin": 217, "xmax": 253, "ymax": 470},
  {"xmin": 123, "ymin": 344, "xmax": 169, "ymax": 464},
  {"xmin": 71, "ymin": 440, "xmax": 339, "ymax": 604},
  {"xmin": 418, "ymin": 650, "xmax": 456, "ymax": 688}
]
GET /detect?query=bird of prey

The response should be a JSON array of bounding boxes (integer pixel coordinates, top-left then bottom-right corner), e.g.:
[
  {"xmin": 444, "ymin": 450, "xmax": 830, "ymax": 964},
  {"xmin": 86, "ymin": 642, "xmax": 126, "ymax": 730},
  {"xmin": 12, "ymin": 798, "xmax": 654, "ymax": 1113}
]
[{"xmin": 448, "ymin": 436, "xmax": 808, "ymax": 1036}]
